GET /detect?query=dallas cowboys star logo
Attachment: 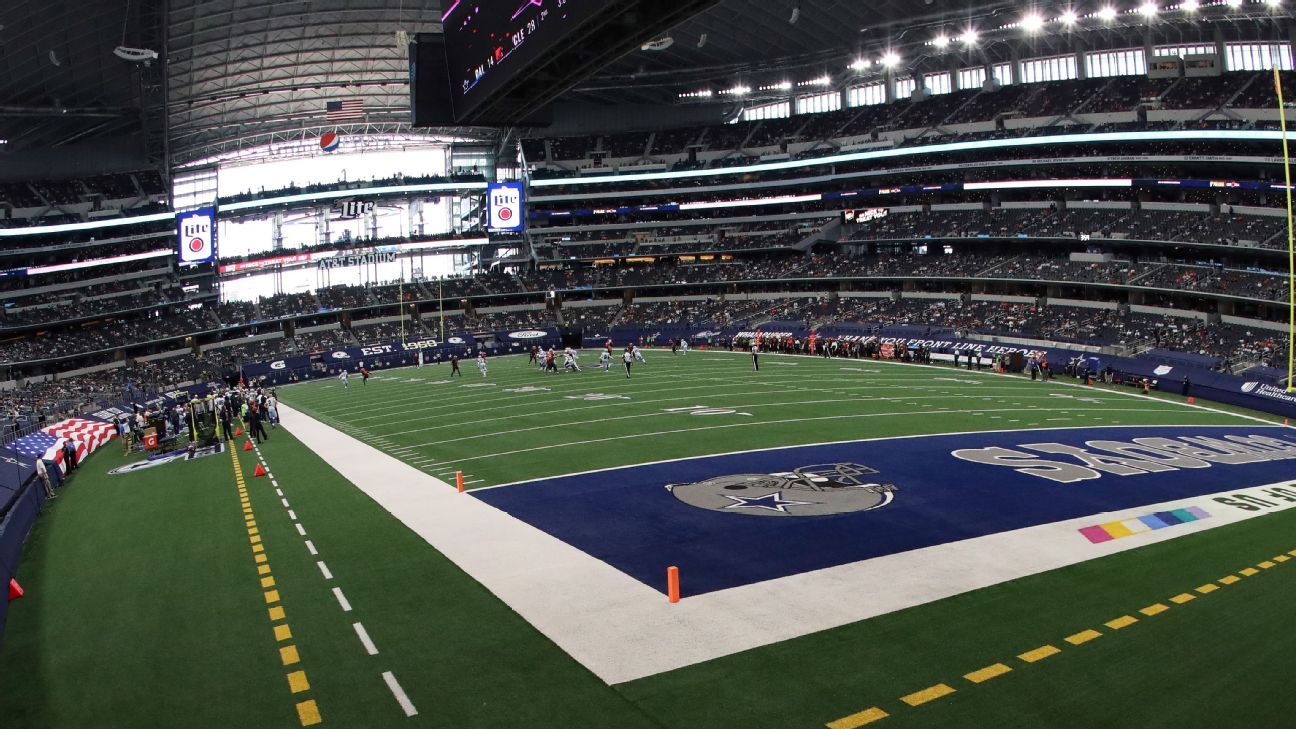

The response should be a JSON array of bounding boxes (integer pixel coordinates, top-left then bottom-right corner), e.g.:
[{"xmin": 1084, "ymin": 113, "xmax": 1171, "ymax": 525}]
[{"xmin": 721, "ymin": 491, "xmax": 817, "ymax": 513}]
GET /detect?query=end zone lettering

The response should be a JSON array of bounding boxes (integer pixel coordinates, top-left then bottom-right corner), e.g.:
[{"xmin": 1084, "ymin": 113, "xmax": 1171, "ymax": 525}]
[{"xmin": 953, "ymin": 433, "xmax": 1296, "ymax": 484}]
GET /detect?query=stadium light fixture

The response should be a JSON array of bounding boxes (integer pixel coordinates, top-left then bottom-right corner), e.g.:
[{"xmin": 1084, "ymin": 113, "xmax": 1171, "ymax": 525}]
[
  {"xmin": 1059, "ymin": 8, "xmax": 1079, "ymax": 25},
  {"xmin": 1020, "ymin": 13, "xmax": 1045, "ymax": 33},
  {"xmin": 1097, "ymin": 5, "xmax": 1118, "ymax": 20},
  {"xmin": 1181, "ymin": 0, "xmax": 1199, "ymax": 11},
  {"xmin": 805, "ymin": 75, "xmax": 832, "ymax": 86},
  {"xmin": 1138, "ymin": 1, "xmax": 1159, "ymax": 16},
  {"xmin": 932, "ymin": 34, "xmax": 950, "ymax": 48},
  {"xmin": 1265, "ymin": 0, "xmax": 1281, "ymax": 7},
  {"xmin": 1223, "ymin": 0, "xmax": 1242, "ymax": 6},
  {"xmin": 849, "ymin": 58, "xmax": 871, "ymax": 71},
  {"xmin": 959, "ymin": 29, "xmax": 979, "ymax": 46},
  {"xmin": 880, "ymin": 51, "xmax": 901, "ymax": 68}
]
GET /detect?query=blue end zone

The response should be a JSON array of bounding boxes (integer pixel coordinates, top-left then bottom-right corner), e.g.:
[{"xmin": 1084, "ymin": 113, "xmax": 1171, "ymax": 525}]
[{"xmin": 473, "ymin": 426, "xmax": 1296, "ymax": 595}]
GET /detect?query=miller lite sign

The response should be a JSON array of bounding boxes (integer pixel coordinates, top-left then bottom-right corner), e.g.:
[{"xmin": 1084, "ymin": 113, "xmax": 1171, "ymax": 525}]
[
  {"xmin": 487, "ymin": 182, "xmax": 525, "ymax": 232},
  {"xmin": 177, "ymin": 206, "xmax": 217, "ymax": 265},
  {"xmin": 335, "ymin": 199, "xmax": 376, "ymax": 219}
]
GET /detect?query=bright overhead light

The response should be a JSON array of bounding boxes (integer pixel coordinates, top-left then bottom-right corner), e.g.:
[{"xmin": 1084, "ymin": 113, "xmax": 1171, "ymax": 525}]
[
  {"xmin": 1138, "ymin": 1, "xmax": 1158, "ymax": 16},
  {"xmin": 959, "ymin": 29, "xmax": 979, "ymax": 46},
  {"xmin": 1264, "ymin": 0, "xmax": 1281, "ymax": 7},
  {"xmin": 1097, "ymin": 5, "xmax": 1118, "ymax": 20},
  {"xmin": 1181, "ymin": 0, "xmax": 1199, "ymax": 11},
  {"xmin": 880, "ymin": 51, "xmax": 901, "ymax": 68},
  {"xmin": 1020, "ymin": 13, "xmax": 1044, "ymax": 32},
  {"xmin": 1223, "ymin": 0, "xmax": 1242, "ymax": 6},
  {"xmin": 932, "ymin": 34, "xmax": 950, "ymax": 48},
  {"xmin": 808, "ymin": 75, "xmax": 831, "ymax": 86},
  {"xmin": 1059, "ymin": 9, "xmax": 1079, "ymax": 24},
  {"xmin": 849, "ymin": 58, "xmax": 870, "ymax": 70}
]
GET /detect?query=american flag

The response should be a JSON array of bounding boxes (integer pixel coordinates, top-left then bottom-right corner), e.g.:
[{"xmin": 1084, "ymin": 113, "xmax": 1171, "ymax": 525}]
[
  {"xmin": 326, "ymin": 99, "xmax": 365, "ymax": 121},
  {"xmin": 44, "ymin": 418, "xmax": 116, "ymax": 453},
  {"xmin": 5, "ymin": 432, "xmax": 71, "ymax": 473}
]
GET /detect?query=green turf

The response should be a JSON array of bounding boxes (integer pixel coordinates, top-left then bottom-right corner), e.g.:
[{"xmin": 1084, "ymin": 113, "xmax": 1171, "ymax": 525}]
[
  {"xmin": 278, "ymin": 350, "xmax": 1263, "ymax": 487},
  {"xmin": 0, "ymin": 429, "xmax": 658, "ymax": 729},
  {"xmin": 2, "ymin": 350, "xmax": 1291, "ymax": 728}
]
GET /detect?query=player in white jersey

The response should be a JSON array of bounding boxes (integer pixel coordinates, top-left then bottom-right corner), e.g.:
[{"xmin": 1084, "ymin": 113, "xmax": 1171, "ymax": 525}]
[
  {"xmin": 680, "ymin": 338, "xmax": 690, "ymax": 355},
  {"xmin": 632, "ymin": 344, "xmax": 647, "ymax": 364},
  {"xmin": 563, "ymin": 349, "xmax": 581, "ymax": 372},
  {"xmin": 599, "ymin": 349, "xmax": 612, "ymax": 372},
  {"xmin": 339, "ymin": 370, "xmax": 350, "ymax": 388},
  {"xmin": 750, "ymin": 341, "xmax": 760, "ymax": 371},
  {"xmin": 477, "ymin": 351, "xmax": 488, "ymax": 377}
]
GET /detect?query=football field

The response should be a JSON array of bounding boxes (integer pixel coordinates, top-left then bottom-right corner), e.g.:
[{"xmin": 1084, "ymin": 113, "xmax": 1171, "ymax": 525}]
[
  {"xmin": 280, "ymin": 349, "xmax": 1271, "ymax": 488},
  {"xmin": 3, "ymin": 349, "xmax": 1295, "ymax": 729}
]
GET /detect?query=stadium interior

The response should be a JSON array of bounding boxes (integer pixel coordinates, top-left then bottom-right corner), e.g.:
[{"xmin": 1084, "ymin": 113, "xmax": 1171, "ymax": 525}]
[{"xmin": 3, "ymin": 1, "xmax": 1296, "ymax": 728}]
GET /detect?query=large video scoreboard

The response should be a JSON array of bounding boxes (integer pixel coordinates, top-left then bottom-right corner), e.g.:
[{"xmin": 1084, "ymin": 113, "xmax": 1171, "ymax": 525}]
[{"xmin": 441, "ymin": 0, "xmax": 600, "ymax": 122}]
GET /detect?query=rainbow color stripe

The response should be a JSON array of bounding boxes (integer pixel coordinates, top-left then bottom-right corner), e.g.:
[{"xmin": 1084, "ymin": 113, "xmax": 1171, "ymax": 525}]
[{"xmin": 1079, "ymin": 507, "xmax": 1212, "ymax": 544}]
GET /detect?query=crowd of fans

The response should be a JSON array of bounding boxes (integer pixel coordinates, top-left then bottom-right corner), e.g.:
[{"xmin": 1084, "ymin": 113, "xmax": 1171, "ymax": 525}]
[
  {"xmin": 2, "ymin": 248, "xmax": 1290, "ymax": 367},
  {"xmin": 524, "ymin": 72, "xmax": 1292, "ymax": 165}
]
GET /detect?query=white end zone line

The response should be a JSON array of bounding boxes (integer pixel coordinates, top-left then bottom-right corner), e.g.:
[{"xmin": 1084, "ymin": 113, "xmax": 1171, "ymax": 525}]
[{"xmin": 276, "ymin": 401, "xmax": 1295, "ymax": 685}]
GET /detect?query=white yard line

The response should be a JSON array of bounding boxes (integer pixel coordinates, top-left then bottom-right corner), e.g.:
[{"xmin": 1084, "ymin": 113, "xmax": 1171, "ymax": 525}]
[
  {"xmin": 305, "ymin": 540, "xmax": 318, "ymax": 556},
  {"xmin": 447, "ymin": 406, "xmax": 1206, "ymax": 465},
  {"xmin": 394, "ymin": 392, "xmax": 1137, "ymax": 450},
  {"xmin": 317, "ymin": 561, "xmax": 333, "ymax": 580}
]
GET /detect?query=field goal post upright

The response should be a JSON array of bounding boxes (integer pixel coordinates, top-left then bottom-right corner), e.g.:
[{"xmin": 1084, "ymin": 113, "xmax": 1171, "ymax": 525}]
[{"xmin": 1275, "ymin": 63, "xmax": 1296, "ymax": 392}]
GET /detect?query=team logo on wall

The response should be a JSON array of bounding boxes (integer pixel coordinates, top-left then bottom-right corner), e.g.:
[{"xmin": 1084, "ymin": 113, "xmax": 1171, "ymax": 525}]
[{"xmin": 667, "ymin": 463, "xmax": 898, "ymax": 517}]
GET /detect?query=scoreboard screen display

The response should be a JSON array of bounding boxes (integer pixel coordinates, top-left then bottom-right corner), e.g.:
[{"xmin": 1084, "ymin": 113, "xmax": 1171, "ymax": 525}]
[
  {"xmin": 843, "ymin": 207, "xmax": 889, "ymax": 224},
  {"xmin": 442, "ymin": 0, "xmax": 601, "ymax": 121}
]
